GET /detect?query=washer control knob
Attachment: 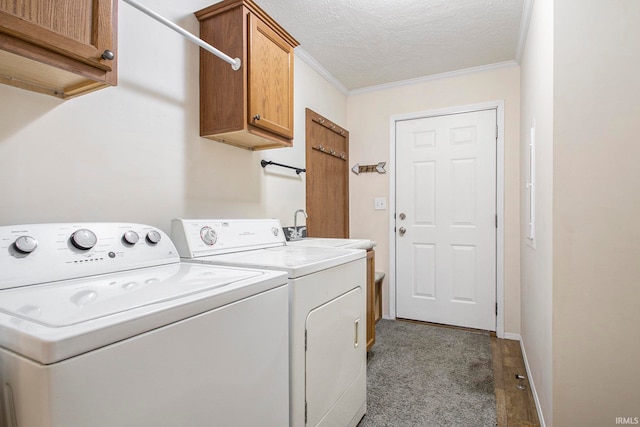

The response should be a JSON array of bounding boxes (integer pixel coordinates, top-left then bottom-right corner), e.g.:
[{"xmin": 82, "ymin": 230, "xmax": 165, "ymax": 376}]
[
  {"xmin": 122, "ymin": 230, "xmax": 140, "ymax": 245},
  {"xmin": 200, "ymin": 227, "xmax": 218, "ymax": 246},
  {"xmin": 146, "ymin": 230, "xmax": 162, "ymax": 245},
  {"xmin": 71, "ymin": 229, "xmax": 97, "ymax": 250},
  {"xmin": 14, "ymin": 235, "xmax": 38, "ymax": 254}
]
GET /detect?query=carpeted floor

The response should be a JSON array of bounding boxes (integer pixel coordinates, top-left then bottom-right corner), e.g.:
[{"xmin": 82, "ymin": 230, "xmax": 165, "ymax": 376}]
[{"xmin": 357, "ymin": 319, "xmax": 497, "ymax": 427}]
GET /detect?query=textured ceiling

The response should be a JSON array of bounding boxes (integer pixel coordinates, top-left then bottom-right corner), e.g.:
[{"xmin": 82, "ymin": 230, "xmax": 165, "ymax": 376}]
[{"xmin": 256, "ymin": 0, "xmax": 525, "ymax": 91}]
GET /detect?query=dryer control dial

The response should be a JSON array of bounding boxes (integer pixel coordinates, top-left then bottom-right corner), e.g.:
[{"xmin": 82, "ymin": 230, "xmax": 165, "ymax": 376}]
[
  {"xmin": 70, "ymin": 229, "xmax": 97, "ymax": 250},
  {"xmin": 14, "ymin": 235, "xmax": 38, "ymax": 254},
  {"xmin": 146, "ymin": 230, "xmax": 162, "ymax": 245},
  {"xmin": 200, "ymin": 227, "xmax": 218, "ymax": 246}
]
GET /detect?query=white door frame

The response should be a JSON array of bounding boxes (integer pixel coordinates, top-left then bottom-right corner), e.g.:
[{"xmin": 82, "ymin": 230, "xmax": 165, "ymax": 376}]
[{"xmin": 388, "ymin": 100, "xmax": 506, "ymax": 338}]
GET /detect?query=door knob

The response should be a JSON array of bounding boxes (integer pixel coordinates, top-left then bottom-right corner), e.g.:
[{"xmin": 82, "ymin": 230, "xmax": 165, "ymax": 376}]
[{"xmin": 398, "ymin": 227, "xmax": 406, "ymax": 236}]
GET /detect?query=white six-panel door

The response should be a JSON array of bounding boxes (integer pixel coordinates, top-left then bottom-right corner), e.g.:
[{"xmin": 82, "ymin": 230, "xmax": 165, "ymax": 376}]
[{"xmin": 395, "ymin": 109, "xmax": 497, "ymax": 331}]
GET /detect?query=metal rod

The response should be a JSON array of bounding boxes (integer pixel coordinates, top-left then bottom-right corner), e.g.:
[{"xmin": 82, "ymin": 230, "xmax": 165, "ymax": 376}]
[
  {"xmin": 122, "ymin": 0, "xmax": 241, "ymax": 71},
  {"xmin": 261, "ymin": 160, "xmax": 306, "ymax": 175}
]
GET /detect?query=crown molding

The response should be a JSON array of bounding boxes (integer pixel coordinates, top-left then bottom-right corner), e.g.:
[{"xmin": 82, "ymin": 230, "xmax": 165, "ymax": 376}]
[
  {"xmin": 294, "ymin": 47, "xmax": 349, "ymax": 96},
  {"xmin": 349, "ymin": 61, "xmax": 519, "ymax": 95}
]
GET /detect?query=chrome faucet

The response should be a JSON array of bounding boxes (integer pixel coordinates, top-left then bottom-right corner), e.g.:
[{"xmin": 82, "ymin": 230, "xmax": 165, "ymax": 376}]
[{"xmin": 290, "ymin": 209, "xmax": 308, "ymax": 241}]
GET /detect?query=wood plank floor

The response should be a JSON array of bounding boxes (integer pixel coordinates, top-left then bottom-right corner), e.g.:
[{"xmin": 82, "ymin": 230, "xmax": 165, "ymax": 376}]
[{"xmin": 491, "ymin": 336, "xmax": 541, "ymax": 427}]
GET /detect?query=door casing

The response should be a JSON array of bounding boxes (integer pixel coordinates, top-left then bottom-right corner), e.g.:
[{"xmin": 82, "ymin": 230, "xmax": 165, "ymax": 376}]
[{"xmin": 388, "ymin": 101, "xmax": 506, "ymax": 338}]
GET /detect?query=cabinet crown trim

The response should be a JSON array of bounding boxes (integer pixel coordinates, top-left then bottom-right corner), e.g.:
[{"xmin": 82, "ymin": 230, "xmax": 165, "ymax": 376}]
[{"xmin": 195, "ymin": 0, "xmax": 299, "ymax": 47}]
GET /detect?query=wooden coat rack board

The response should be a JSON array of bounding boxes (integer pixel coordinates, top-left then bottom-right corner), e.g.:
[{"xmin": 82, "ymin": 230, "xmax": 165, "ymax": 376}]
[
  {"xmin": 308, "ymin": 114, "xmax": 348, "ymax": 161},
  {"xmin": 305, "ymin": 108, "xmax": 350, "ymax": 238}
]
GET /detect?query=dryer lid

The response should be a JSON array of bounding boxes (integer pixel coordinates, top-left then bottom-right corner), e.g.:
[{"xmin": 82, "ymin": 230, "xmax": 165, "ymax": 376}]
[{"xmin": 194, "ymin": 245, "xmax": 365, "ymax": 278}]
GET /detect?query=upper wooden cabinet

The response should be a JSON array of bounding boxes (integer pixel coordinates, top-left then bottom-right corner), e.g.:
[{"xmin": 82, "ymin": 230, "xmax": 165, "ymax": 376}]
[
  {"xmin": 196, "ymin": 0, "xmax": 298, "ymax": 150},
  {"xmin": 0, "ymin": 0, "xmax": 117, "ymax": 99}
]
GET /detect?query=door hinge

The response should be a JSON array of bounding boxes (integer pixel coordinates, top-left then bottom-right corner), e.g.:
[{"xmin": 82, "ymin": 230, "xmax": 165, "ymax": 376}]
[
  {"xmin": 496, "ymin": 124, "xmax": 498, "ymax": 140},
  {"xmin": 304, "ymin": 330, "xmax": 307, "ymax": 351},
  {"xmin": 305, "ymin": 401, "xmax": 308, "ymax": 423},
  {"xmin": 496, "ymin": 303, "xmax": 498, "ymax": 316},
  {"xmin": 495, "ymin": 214, "xmax": 498, "ymax": 228}
]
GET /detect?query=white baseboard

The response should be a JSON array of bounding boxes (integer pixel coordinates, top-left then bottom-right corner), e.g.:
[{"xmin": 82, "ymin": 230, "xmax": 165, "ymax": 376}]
[
  {"xmin": 503, "ymin": 332, "xmax": 521, "ymax": 341},
  {"xmin": 518, "ymin": 337, "xmax": 547, "ymax": 427}
]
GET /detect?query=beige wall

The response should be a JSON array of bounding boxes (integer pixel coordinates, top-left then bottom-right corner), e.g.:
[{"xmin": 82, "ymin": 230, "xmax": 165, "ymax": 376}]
[
  {"xmin": 0, "ymin": 1, "xmax": 347, "ymax": 233},
  {"xmin": 347, "ymin": 66, "xmax": 521, "ymax": 335},
  {"xmin": 553, "ymin": 1, "xmax": 640, "ymax": 425},
  {"xmin": 519, "ymin": 0, "xmax": 554, "ymax": 425}
]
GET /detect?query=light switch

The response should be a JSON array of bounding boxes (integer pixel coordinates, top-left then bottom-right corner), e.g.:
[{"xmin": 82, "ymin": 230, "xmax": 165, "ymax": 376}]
[{"xmin": 374, "ymin": 197, "xmax": 387, "ymax": 210}]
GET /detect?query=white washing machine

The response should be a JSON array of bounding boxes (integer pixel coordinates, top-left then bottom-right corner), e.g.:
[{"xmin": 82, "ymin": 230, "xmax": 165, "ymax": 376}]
[
  {"xmin": 172, "ymin": 218, "xmax": 368, "ymax": 427},
  {"xmin": 0, "ymin": 222, "xmax": 289, "ymax": 427}
]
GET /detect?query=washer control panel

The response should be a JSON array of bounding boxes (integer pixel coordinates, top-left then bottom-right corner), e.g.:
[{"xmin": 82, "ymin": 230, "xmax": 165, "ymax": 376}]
[{"xmin": 0, "ymin": 223, "xmax": 178, "ymax": 290}]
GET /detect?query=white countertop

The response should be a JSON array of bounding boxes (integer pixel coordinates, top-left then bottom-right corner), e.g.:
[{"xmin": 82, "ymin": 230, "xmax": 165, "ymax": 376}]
[{"xmin": 286, "ymin": 238, "xmax": 376, "ymax": 251}]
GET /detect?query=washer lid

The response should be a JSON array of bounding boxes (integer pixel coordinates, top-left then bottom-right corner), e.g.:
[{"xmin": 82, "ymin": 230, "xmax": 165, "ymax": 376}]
[
  {"xmin": 0, "ymin": 264, "xmax": 262, "ymax": 327},
  {"xmin": 0, "ymin": 263, "xmax": 287, "ymax": 364},
  {"xmin": 192, "ymin": 245, "xmax": 365, "ymax": 278}
]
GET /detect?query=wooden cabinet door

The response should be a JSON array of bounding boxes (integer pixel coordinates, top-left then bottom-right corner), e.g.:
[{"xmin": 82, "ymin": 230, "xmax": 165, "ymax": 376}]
[
  {"xmin": 247, "ymin": 13, "xmax": 294, "ymax": 139},
  {"xmin": 0, "ymin": 0, "xmax": 114, "ymax": 71}
]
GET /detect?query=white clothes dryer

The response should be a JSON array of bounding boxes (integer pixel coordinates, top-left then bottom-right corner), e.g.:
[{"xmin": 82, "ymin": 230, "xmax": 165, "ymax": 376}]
[
  {"xmin": 0, "ymin": 222, "xmax": 289, "ymax": 427},
  {"xmin": 172, "ymin": 218, "xmax": 368, "ymax": 427}
]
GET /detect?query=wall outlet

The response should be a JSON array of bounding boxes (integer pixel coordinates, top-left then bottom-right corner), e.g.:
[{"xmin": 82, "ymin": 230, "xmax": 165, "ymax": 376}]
[{"xmin": 374, "ymin": 197, "xmax": 387, "ymax": 210}]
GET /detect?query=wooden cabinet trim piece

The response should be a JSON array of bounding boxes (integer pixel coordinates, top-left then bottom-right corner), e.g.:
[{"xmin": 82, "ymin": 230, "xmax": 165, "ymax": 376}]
[
  {"xmin": 196, "ymin": 0, "xmax": 298, "ymax": 46},
  {"xmin": 0, "ymin": 12, "xmax": 112, "ymax": 71},
  {"xmin": 209, "ymin": 126, "xmax": 293, "ymax": 151},
  {"xmin": 366, "ymin": 249, "xmax": 376, "ymax": 351}
]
